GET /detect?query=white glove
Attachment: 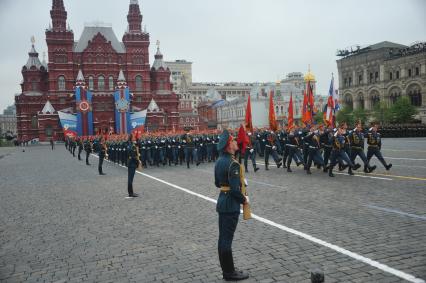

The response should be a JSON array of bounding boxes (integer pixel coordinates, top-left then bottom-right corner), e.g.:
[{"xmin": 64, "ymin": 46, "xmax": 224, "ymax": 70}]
[
  {"xmin": 244, "ymin": 178, "xmax": 248, "ymax": 186},
  {"xmin": 245, "ymin": 196, "xmax": 250, "ymax": 204},
  {"xmin": 249, "ymin": 149, "xmax": 254, "ymax": 153},
  {"xmin": 272, "ymin": 146, "xmax": 276, "ymax": 150}
]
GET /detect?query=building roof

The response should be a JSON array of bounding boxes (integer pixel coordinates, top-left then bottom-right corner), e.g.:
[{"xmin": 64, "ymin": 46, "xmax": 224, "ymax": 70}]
[
  {"xmin": 152, "ymin": 47, "xmax": 169, "ymax": 71},
  {"xmin": 74, "ymin": 25, "xmax": 125, "ymax": 53},
  {"xmin": 147, "ymin": 98, "xmax": 160, "ymax": 112},
  {"xmin": 40, "ymin": 100, "xmax": 56, "ymax": 114},
  {"xmin": 368, "ymin": 41, "xmax": 407, "ymax": 50},
  {"xmin": 24, "ymin": 45, "xmax": 44, "ymax": 70}
]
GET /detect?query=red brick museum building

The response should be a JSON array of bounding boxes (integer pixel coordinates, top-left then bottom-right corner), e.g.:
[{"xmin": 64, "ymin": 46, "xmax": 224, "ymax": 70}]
[{"xmin": 15, "ymin": 0, "xmax": 179, "ymax": 141}]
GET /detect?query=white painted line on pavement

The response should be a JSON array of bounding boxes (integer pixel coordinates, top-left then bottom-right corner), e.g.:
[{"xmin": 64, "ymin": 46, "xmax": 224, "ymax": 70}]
[
  {"xmin": 256, "ymin": 161, "xmax": 393, "ymax": 181},
  {"xmin": 366, "ymin": 205, "xmax": 426, "ymax": 221},
  {"xmin": 93, "ymin": 155, "xmax": 425, "ymax": 283},
  {"xmin": 384, "ymin": 157, "xmax": 426, "ymax": 161}
]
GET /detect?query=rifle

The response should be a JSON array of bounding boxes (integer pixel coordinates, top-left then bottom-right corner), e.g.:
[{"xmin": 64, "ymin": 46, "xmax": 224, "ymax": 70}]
[
  {"xmin": 135, "ymin": 144, "xmax": 142, "ymax": 170},
  {"xmin": 239, "ymin": 164, "xmax": 251, "ymax": 220}
]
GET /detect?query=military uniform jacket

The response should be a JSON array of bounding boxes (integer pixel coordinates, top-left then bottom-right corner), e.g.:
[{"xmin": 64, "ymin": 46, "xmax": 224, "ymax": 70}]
[
  {"xmin": 367, "ymin": 131, "xmax": 382, "ymax": 149},
  {"xmin": 127, "ymin": 143, "xmax": 140, "ymax": 168},
  {"xmin": 215, "ymin": 153, "xmax": 245, "ymax": 214},
  {"xmin": 349, "ymin": 130, "xmax": 365, "ymax": 149}
]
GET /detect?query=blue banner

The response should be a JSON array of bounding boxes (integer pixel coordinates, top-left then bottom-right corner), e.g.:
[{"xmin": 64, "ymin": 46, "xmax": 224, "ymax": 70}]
[
  {"xmin": 114, "ymin": 87, "xmax": 131, "ymax": 134},
  {"xmin": 75, "ymin": 87, "xmax": 93, "ymax": 136}
]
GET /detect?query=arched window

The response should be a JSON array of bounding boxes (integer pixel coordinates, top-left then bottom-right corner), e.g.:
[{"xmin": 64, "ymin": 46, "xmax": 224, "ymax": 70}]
[
  {"xmin": 45, "ymin": 125, "xmax": 53, "ymax": 137},
  {"xmin": 389, "ymin": 72, "xmax": 393, "ymax": 80},
  {"xmin": 159, "ymin": 79, "xmax": 165, "ymax": 90},
  {"xmin": 109, "ymin": 76, "xmax": 114, "ymax": 90},
  {"xmin": 98, "ymin": 75, "xmax": 105, "ymax": 91},
  {"xmin": 415, "ymin": 67, "xmax": 420, "ymax": 76},
  {"xmin": 31, "ymin": 79, "xmax": 38, "ymax": 91},
  {"xmin": 88, "ymin": 76, "xmax": 94, "ymax": 90},
  {"xmin": 31, "ymin": 115, "xmax": 38, "ymax": 129},
  {"xmin": 135, "ymin": 75, "xmax": 142, "ymax": 91},
  {"xmin": 408, "ymin": 87, "xmax": 422, "ymax": 107},
  {"xmin": 371, "ymin": 94, "xmax": 380, "ymax": 107},
  {"xmin": 58, "ymin": 76, "xmax": 66, "ymax": 91}
]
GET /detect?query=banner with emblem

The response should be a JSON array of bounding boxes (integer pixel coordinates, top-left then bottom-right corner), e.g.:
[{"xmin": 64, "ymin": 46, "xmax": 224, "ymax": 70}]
[
  {"xmin": 58, "ymin": 111, "xmax": 77, "ymax": 138},
  {"xmin": 130, "ymin": 109, "xmax": 147, "ymax": 137},
  {"xmin": 114, "ymin": 87, "xmax": 131, "ymax": 134},
  {"xmin": 75, "ymin": 87, "xmax": 94, "ymax": 136}
]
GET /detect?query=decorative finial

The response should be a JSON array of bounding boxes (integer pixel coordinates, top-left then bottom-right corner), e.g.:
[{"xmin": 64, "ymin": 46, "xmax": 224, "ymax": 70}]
[
  {"xmin": 156, "ymin": 40, "xmax": 160, "ymax": 49},
  {"xmin": 31, "ymin": 36, "xmax": 35, "ymax": 46}
]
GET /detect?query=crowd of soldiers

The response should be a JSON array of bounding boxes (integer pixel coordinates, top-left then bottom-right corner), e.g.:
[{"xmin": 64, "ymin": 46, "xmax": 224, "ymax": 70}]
[{"xmin": 63, "ymin": 120, "xmax": 392, "ymax": 179}]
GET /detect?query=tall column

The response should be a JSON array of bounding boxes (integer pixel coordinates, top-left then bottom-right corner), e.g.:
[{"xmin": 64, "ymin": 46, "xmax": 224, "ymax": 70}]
[{"xmin": 364, "ymin": 96, "xmax": 371, "ymax": 110}]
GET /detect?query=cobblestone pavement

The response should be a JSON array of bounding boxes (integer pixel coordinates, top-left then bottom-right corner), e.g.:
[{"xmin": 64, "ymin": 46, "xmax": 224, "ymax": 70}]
[{"xmin": 1, "ymin": 138, "xmax": 425, "ymax": 283}]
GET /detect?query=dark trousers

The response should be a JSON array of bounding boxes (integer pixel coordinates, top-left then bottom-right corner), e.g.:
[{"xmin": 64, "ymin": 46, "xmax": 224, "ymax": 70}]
[
  {"xmin": 350, "ymin": 147, "xmax": 369, "ymax": 166},
  {"xmin": 367, "ymin": 147, "xmax": 388, "ymax": 167},
  {"xmin": 306, "ymin": 148, "xmax": 324, "ymax": 170},
  {"xmin": 244, "ymin": 149, "xmax": 257, "ymax": 170},
  {"xmin": 85, "ymin": 151, "xmax": 90, "ymax": 164},
  {"xmin": 78, "ymin": 148, "xmax": 82, "ymax": 160},
  {"xmin": 218, "ymin": 213, "xmax": 239, "ymax": 251},
  {"xmin": 286, "ymin": 146, "xmax": 303, "ymax": 167},
  {"xmin": 264, "ymin": 146, "xmax": 280, "ymax": 166},
  {"xmin": 323, "ymin": 146, "xmax": 332, "ymax": 166},
  {"xmin": 98, "ymin": 155, "xmax": 104, "ymax": 174},
  {"xmin": 128, "ymin": 166, "xmax": 136, "ymax": 196},
  {"xmin": 329, "ymin": 149, "xmax": 353, "ymax": 168}
]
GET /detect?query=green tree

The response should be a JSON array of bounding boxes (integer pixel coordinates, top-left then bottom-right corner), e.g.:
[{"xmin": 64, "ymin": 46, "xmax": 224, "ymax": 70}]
[
  {"xmin": 372, "ymin": 102, "xmax": 390, "ymax": 124},
  {"xmin": 387, "ymin": 96, "xmax": 417, "ymax": 123},
  {"xmin": 313, "ymin": 111, "xmax": 324, "ymax": 124},
  {"xmin": 336, "ymin": 106, "xmax": 354, "ymax": 126},
  {"xmin": 352, "ymin": 108, "xmax": 367, "ymax": 124}
]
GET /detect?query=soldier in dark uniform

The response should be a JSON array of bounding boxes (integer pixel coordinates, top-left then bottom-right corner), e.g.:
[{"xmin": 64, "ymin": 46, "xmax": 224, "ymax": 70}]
[
  {"xmin": 264, "ymin": 131, "xmax": 282, "ymax": 170},
  {"xmin": 328, "ymin": 125, "xmax": 356, "ymax": 177},
  {"xmin": 320, "ymin": 124, "xmax": 333, "ymax": 173},
  {"xmin": 126, "ymin": 134, "xmax": 139, "ymax": 198},
  {"xmin": 367, "ymin": 122, "xmax": 392, "ymax": 170},
  {"xmin": 214, "ymin": 129, "xmax": 249, "ymax": 281},
  {"xmin": 244, "ymin": 131, "xmax": 259, "ymax": 173},
  {"xmin": 84, "ymin": 137, "xmax": 92, "ymax": 165},
  {"xmin": 77, "ymin": 137, "xmax": 83, "ymax": 161},
  {"xmin": 98, "ymin": 137, "xmax": 106, "ymax": 175},
  {"xmin": 348, "ymin": 121, "xmax": 376, "ymax": 174},
  {"xmin": 304, "ymin": 125, "xmax": 325, "ymax": 174}
]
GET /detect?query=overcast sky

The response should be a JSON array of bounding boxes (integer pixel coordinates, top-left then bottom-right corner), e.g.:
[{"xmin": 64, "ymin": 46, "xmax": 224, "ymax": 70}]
[{"xmin": 0, "ymin": 0, "xmax": 425, "ymax": 112}]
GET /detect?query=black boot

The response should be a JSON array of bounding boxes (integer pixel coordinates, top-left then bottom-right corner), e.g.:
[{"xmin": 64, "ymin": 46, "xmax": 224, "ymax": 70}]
[
  {"xmin": 222, "ymin": 251, "xmax": 249, "ymax": 281},
  {"xmin": 254, "ymin": 166, "xmax": 259, "ymax": 173},
  {"xmin": 265, "ymin": 164, "xmax": 269, "ymax": 170},
  {"xmin": 385, "ymin": 163, "xmax": 392, "ymax": 170},
  {"xmin": 348, "ymin": 167, "xmax": 354, "ymax": 175},
  {"xmin": 277, "ymin": 162, "xmax": 282, "ymax": 169},
  {"xmin": 306, "ymin": 169, "xmax": 312, "ymax": 175},
  {"xmin": 329, "ymin": 167, "xmax": 334, "ymax": 177},
  {"xmin": 369, "ymin": 165, "xmax": 377, "ymax": 173}
]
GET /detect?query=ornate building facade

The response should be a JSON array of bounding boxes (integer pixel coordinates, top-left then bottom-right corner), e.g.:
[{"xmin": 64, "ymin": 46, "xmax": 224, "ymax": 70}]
[
  {"xmin": 15, "ymin": 0, "xmax": 179, "ymax": 141},
  {"xmin": 337, "ymin": 41, "xmax": 426, "ymax": 123}
]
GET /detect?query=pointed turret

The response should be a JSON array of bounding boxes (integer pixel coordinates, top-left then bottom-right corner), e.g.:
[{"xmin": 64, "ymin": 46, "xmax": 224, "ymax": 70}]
[
  {"xmin": 24, "ymin": 37, "xmax": 44, "ymax": 71},
  {"xmin": 40, "ymin": 100, "xmax": 56, "ymax": 114},
  {"xmin": 147, "ymin": 98, "xmax": 160, "ymax": 112},
  {"xmin": 75, "ymin": 69, "xmax": 86, "ymax": 88},
  {"xmin": 127, "ymin": 0, "xmax": 142, "ymax": 33},
  {"xmin": 152, "ymin": 42, "xmax": 169, "ymax": 71},
  {"xmin": 50, "ymin": 0, "xmax": 68, "ymax": 31},
  {"xmin": 117, "ymin": 69, "xmax": 128, "ymax": 89}
]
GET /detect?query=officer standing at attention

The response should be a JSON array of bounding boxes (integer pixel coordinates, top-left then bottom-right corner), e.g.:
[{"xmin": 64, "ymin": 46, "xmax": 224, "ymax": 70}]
[
  {"xmin": 126, "ymin": 134, "xmax": 139, "ymax": 198},
  {"xmin": 84, "ymin": 137, "xmax": 92, "ymax": 165},
  {"xmin": 98, "ymin": 136, "xmax": 106, "ymax": 175},
  {"xmin": 215, "ymin": 129, "xmax": 249, "ymax": 281}
]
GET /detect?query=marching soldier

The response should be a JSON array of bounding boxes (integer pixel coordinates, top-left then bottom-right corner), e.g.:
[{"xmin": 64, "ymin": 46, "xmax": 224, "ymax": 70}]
[
  {"xmin": 367, "ymin": 122, "xmax": 392, "ymax": 170},
  {"xmin": 348, "ymin": 121, "xmax": 376, "ymax": 174},
  {"xmin": 328, "ymin": 125, "xmax": 356, "ymax": 177},
  {"xmin": 244, "ymin": 130, "xmax": 259, "ymax": 173},
  {"xmin": 305, "ymin": 125, "xmax": 325, "ymax": 174},
  {"xmin": 214, "ymin": 129, "xmax": 249, "ymax": 281},
  {"xmin": 264, "ymin": 131, "xmax": 282, "ymax": 170}
]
